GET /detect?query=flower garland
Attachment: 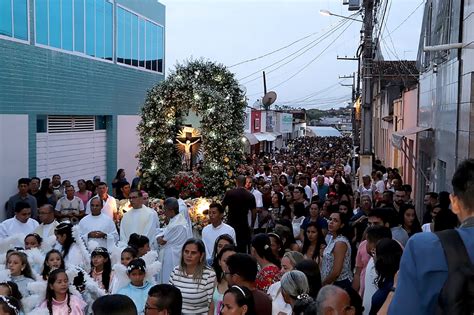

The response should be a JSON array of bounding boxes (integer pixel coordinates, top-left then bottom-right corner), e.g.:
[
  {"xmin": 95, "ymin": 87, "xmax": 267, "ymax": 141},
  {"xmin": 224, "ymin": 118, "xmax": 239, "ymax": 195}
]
[{"xmin": 137, "ymin": 59, "xmax": 246, "ymax": 197}]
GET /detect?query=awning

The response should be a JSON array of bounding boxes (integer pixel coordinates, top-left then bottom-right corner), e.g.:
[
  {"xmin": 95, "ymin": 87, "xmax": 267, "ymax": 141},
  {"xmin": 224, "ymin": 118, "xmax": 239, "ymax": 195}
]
[
  {"xmin": 391, "ymin": 126, "xmax": 432, "ymax": 149},
  {"xmin": 243, "ymin": 133, "xmax": 259, "ymax": 145},
  {"xmin": 270, "ymin": 131, "xmax": 282, "ymax": 137},
  {"xmin": 254, "ymin": 132, "xmax": 277, "ymax": 142}
]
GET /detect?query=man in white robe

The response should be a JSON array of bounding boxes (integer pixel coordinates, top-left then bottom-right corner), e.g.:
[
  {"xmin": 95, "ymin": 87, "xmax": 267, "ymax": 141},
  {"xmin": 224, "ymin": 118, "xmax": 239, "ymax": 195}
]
[
  {"xmin": 0, "ymin": 201, "xmax": 39, "ymax": 242},
  {"xmin": 165, "ymin": 186, "xmax": 193, "ymax": 238},
  {"xmin": 85, "ymin": 182, "xmax": 117, "ymax": 220},
  {"xmin": 34, "ymin": 204, "xmax": 59, "ymax": 238},
  {"xmin": 79, "ymin": 197, "xmax": 119, "ymax": 249},
  {"xmin": 120, "ymin": 190, "xmax": 158, "ymax": 245},
  {"xmin": 157, "ymin": 197, "xmax": 189, "ymax": 283}
]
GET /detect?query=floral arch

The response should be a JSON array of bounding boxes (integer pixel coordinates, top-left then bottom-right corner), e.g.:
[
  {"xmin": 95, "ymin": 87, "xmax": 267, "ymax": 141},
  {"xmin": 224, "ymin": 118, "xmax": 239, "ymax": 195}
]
[{"xmin": 137, "ymin": 59, "xmax": 247, "ymax": 197}]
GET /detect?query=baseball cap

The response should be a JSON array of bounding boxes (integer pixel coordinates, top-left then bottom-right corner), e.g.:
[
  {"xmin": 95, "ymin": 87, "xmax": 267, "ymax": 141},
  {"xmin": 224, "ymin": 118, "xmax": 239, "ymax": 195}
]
[{"xmin": 93, "ymin": 176, "xmax": 101, "ymax": 181}]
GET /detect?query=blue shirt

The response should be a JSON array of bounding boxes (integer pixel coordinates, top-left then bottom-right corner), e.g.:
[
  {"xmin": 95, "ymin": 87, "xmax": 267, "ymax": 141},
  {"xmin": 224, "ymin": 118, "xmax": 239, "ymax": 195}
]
[
  {"xmin": 388, "ymin": 226, "xmax": 474, "ymax": 315},
  {"xmin": 317, "ymin": 184, "xmax": 329, "ymax": 202},
  {"xmin": 117, "ymin": 281, "xmax": 153, "ymax": 314}
]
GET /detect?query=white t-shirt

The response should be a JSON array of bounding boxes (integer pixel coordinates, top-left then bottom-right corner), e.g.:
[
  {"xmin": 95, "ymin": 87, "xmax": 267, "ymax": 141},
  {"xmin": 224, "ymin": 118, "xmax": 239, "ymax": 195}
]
[
  {"xmin": 363, "ymin": 257, "xmax": 377, "ymax": 315},
  {"xmin": 202, "ymin": 223, "xmax": 236, "ymax": 259},
  {"xmin": 375, "ymin": 180, "xmax": 385, "ymax": 194},
  {"xmin": 0, "ymin": 217, "xmax": 39, "ymax": 239}
]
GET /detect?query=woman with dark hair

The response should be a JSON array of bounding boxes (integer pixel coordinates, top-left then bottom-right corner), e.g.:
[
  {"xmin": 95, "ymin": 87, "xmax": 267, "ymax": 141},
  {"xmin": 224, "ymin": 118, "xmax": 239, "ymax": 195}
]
[
  {"xmin": 208, "ymin": 234, "xmax": 235, "ymax": 266},
  {"xmin": 279, "ymin": 175, "xmax": 289, "ymax": 187},
  {"xmin": 0, "ymin": 296, "xmax": 21, "ymax": 315},
  {"xmin": 169, "ymin": 239, "xmax": 216, "ymax": 315},
  {"xmin": 274, "ymin": 219, "xmax": 299, "ymax": 252},
  {"xmin": 221, "ymin": 285, "xmax": 256, "ymax": 315},
  {"xmin": 399, "ymin": 204, "xmax": 422, "ymax": 237},
  {"xmin": 301, "ymin": 222, "xmax": 326, "ymax": 264},
  {"xmin": 54, "ymin": 222, "xmax": 88, "ymax": 268},
  {"xmin": 294, "ymin": 259, "xmax": 322, "ymax": 299},
  {"xmin": 41, "ymin": 249, "xmax": 66, "ymax": 280},
  {"xmin": 370, "ymin": 239, "xmax": 403, "ymax": 315},
  {"xmin": 292, "ymin": 202, "xmax": 307, "ymax": 245},
  {"xmin": 38, "ymin": 178, "xmax": 56, "ymax": 207},
  {"xmin": 75, "ymin": 179, "xmax": 92, "ymax": 205},
  {"xmin": 38, "ymin": 269, "xmax": 87, "ymax": 314},
  {"xmin": 210, "ymin": 245, "xmax": 237, "ymax": 315},
  {"xmin": 270, "ymin": 192, "xmax": 287, "ymax": 221},
  {"xmin": 268, "ymin": 233, "xmax": 284, "ymax": 259},
  {"xmin": 321, "ymin": 212, "xmax": 353, "ymax": 288},
  {"xmin": 250, "ymin": 234, "xmax": 281, "ymax": 291},
  {"xmin": 111, "ymin": 169, "xmax": 127, "ymax": 197},
  {"xmin": 127, "ymin": 233, "xmax": 150, "ymax": 257},
  {"xmin": 90, "ymin": 247, "xmax": 112, "ymax": 292}
]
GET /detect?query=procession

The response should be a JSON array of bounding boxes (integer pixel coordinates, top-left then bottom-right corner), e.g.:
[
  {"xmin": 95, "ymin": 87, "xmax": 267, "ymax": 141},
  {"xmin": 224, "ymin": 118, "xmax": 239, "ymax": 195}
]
[{"xmin": 1, "ymin": 0, "xmax": 474, "ymax": 314}]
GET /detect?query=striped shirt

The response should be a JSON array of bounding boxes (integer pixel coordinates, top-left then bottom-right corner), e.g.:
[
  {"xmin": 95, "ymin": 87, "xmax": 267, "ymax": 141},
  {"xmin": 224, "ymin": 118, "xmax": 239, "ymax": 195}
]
[{"xmin": 169, "ymin": 266, "xmax": 216, "ymax": 315}]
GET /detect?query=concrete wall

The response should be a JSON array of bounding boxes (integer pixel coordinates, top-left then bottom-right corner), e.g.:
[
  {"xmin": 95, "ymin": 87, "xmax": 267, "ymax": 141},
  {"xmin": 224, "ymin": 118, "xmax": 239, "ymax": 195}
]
[
  {"xmin": 117, "ymin": 115, "xmax": 141, "ymax": 184},
  {"xmin": 0, "ymin": 114, "xmax": 29, "ymax": 221}
]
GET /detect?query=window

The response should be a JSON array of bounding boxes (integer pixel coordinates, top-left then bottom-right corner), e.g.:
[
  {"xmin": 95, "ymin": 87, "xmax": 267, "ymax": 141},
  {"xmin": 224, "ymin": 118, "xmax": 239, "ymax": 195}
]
[
  {"xmin": 95, "ymin": 116, "xmax": 107, "ymax": 130},
  {"xmin": 37, "ymin": 115, "xmax": 47, "ymax": 133},
  {"xmin": 0, "ymin": 0, "xmax": 29, "ymax": 41},
  {"xmin": 117, "ymin": 5, "xmax": 164, "ymax": 73},
  {"xmin": 35, "ymin": 0, "xmax": 113, "ymax": 61}
]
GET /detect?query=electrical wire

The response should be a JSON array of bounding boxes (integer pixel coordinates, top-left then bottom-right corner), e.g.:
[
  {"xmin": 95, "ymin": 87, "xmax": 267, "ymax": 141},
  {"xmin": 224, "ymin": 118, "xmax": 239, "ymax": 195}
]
[
  {"xmin": 229, "ymin": 13, "xmax": 360, "ymax": 69},
  {"xmin": 238, "ymin": 18, "xmax": 350, "ymax": 83}
]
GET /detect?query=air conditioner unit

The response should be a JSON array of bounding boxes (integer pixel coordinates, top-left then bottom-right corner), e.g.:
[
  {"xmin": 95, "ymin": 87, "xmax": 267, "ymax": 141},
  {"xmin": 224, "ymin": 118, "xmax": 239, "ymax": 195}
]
[
  {"xmin": 343, "ymin": 0, "xmax": 349, "ymax": 4},
  {"xmin": 348, "ymin": 0, "xmax": 360, "ymax": 11}
]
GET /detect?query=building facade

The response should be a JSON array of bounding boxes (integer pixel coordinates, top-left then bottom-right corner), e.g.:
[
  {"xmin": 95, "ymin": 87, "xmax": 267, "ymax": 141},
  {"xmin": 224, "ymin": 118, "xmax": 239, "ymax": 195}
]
[
  {"xmin": 416, "ymin": 0, "xmax": 473, "ymax": 203},
  {"xmin": 0, "ymin": 0, "xmax": 165, "ymax": 215}
]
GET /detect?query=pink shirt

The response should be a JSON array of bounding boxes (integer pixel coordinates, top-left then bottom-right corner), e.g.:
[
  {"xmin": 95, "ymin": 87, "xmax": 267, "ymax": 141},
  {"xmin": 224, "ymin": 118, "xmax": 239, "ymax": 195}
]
[
  {"xmin": 75, "ymin": 191, "xmax": 92, "ymax": 206},
  {"xmin": 39, "ymin": 294, "xmax": 86, "ymax": 315},
  {"xmin": 356, "ymin": 240, "xmax": 371, "ymax": 296}
]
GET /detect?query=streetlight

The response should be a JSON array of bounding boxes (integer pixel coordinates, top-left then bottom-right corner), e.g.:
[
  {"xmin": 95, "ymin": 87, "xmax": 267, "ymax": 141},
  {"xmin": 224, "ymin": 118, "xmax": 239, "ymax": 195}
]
[{"xmin": 319, "ymin": 9, "xmax": 362, "ymax": 22}]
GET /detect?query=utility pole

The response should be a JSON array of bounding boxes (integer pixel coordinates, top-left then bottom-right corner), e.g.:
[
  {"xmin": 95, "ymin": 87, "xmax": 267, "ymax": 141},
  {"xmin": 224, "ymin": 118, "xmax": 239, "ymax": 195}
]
[{"xmin": 359, "ymin": 0, "xmax": 374, "ymax": 178}]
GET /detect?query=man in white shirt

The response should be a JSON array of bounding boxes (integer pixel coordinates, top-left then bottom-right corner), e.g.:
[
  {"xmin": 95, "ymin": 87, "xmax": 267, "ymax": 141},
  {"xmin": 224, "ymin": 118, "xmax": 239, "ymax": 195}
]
[
  {"xmin": 34, "ymin": 204, "xmax": 59, "ymax": 238},
  {"xmin": 165, "ymin": 187, "xmax": 193, "ymax": 239},
  {"xmin": 86, "ymin": 182, "xmax": 117, "ymax": 220},
  {"xmin": 0, "ymin": 201, "xmax": 39, "ymax": 240},
  {"xmin": 79, "ymin": 196, "xmax": 119, "ymax": 249},
  {"xmin": 245, "ymin": 176, "xmax": 262, "ymax": 230},
  {"xmin": 120, "ymin": 190, "xmax": 158, "ymax": 245},
  {"xmin": 55, "ymin": 185, "xmax": 85, "ymax": 223},
  {"xmin": 202, "ymin": 203, "xmax": 236, "ymax": 259},
  {"xmin": 157, "ymin": 197, "xmax": 189, "ymax": 283}
]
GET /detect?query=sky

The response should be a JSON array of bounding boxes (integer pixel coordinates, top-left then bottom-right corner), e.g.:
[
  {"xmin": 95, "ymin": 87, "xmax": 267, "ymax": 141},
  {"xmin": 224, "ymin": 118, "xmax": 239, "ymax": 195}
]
[{"xmin": 159, "ymin": 0, "xmax": 424, "ymax": 109}]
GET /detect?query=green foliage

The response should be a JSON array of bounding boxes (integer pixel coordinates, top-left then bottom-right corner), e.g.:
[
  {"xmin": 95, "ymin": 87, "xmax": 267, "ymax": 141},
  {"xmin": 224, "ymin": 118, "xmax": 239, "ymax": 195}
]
[{"xmin": 137, "ymin": 59, "xmax": 246, "ymax": 197}]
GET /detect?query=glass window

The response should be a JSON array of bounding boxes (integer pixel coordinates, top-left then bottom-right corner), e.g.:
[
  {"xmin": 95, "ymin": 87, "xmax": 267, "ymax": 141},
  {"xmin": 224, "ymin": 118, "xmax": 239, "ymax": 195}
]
[
  {"xmin": 151, "ymin": 24, "xmax": 157, "ymax": 71},
  {"xmin": 0, "ymin": 0, "xmax": 12, "ymax": 37},
  {"xmin": 85, "ymin": 0, "xmax": 95, "ymax": 56},
  {"xmin": 131, "ymin": 14, "xmax": 138, "ymax": 66},
  {"xmin": 104, "ymin": 1, "xmax": 112, "ymax": 60},
  {"xmin": 157, "ymin": 25, "xmax": 164, "ymax": 72},
  {"xmin": 139, "ymin": 18, "xmax": 145, "ymax": 67},
  {"xmin": 49, "ymin": 0, "xmax": 61, "ymax": 48},
  {"xmin": 145, "ymin": 21, "xmax": 153, "ymax": 70},
  {"xmin": 13, "ymin": 0, "xmax": 28, "ymax": 40},
  {"xmin": 124, "ymin": 10, "xmax": 131, "ymax": 65},
  {"xmin": 95, "ymin": 0, "xmax": 104, "ymax": 59},
  {"xmin": 35, "ymin": 0, "xmax": 48, "ymax": 44},
  {"xmin": 62, "ymin": 0, "xmax": 73, "ymax": 50},
  {"xmin": 95, "ymin": 115, "xmax": 107, "ymax": 130},
  {"xmin": 116, "ymin": 6, "xmax": 124, "ymax": 63},
  {"xmin": 74, "ymin": 0, "xmax": 84, "ymax": 52}
]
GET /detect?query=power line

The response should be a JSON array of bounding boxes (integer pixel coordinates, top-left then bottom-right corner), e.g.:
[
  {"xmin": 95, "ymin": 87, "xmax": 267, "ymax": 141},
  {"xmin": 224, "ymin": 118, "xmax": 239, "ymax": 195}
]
[
  {"xmin": 387, "ymin": 0, "xmax": 424, "ymax": 36},
  {"xmin": 229, "ymin": 13, "xmax": 360, "ymax": 69},
  {"xmin": 238, "ymin": 18, "xmax": 350, "ymax": 83},
  {"xmin": 267, "ymin": 21, "xmax": 355, "ymax": 90}
]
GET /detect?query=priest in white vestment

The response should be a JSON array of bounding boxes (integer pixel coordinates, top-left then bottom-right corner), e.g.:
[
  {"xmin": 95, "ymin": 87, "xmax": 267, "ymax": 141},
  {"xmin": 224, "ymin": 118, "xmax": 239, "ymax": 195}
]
[
  {"xmin": 120, "ymin": 190, "xmax": 158, "ymax": 245},
  {"xmin": 0, "ymin": 201, "xmax": 39, "ymax": 242},
  {"xmin": 157, "ymin": 197, "xmax": 189, "ymax": 283},
  {"xmin": 79, "ymin": 197, "xmax": 119, "ymax": 249},
  {"xmin": 33, "ymin": 204, "xmax": 59, "ymax": 238}
]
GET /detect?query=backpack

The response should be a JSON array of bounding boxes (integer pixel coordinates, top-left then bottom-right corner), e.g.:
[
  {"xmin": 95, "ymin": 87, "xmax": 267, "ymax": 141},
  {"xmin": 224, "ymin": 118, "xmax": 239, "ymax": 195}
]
[{"xmin": 436, "ymin": 229, "xmax": 474, "ymax": 315}]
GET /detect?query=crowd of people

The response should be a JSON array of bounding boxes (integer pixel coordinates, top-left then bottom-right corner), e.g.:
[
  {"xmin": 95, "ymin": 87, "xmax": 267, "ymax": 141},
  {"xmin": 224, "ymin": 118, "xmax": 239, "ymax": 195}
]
[{"xmin": 0, "ymin": 136, "xmax": 473, "ymax": 315}]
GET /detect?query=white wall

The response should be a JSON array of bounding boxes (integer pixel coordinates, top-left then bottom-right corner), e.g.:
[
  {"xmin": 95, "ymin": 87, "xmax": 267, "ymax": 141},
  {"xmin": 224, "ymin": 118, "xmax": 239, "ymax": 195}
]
[
  {"xmin": 0, "ymin": 114, "xmax": 29, "ymax": 222},
  {"xmin": 117, "ymin": 115, "xmax": 141, "ymax": 184},
  {"xmin": 36, "ymin": 131, "xmax": 107, "ymax": 186}
]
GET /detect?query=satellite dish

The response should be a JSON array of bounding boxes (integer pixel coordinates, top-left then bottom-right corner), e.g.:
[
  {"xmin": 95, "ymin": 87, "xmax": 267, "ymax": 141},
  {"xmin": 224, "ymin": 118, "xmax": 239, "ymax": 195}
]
[{"xmin": 262, "ymin": 91, "xmax": 277, "ymax": 110}]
